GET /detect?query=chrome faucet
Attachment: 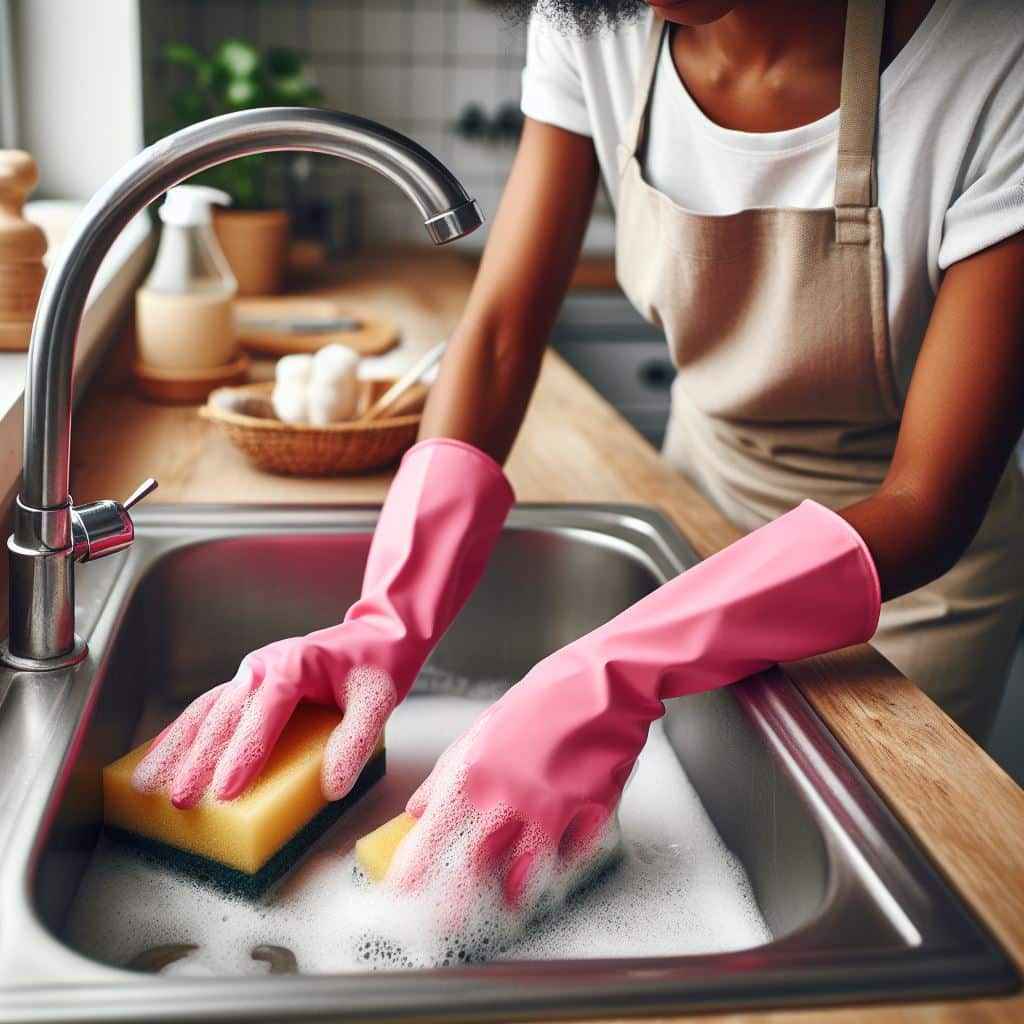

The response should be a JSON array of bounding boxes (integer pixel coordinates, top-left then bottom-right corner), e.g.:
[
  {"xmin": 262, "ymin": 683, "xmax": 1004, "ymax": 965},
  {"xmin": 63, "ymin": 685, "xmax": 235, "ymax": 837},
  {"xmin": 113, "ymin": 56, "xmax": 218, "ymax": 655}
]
[{"xmin": 1, "ymin": 108, "xmax": 483, "ymax": 670}]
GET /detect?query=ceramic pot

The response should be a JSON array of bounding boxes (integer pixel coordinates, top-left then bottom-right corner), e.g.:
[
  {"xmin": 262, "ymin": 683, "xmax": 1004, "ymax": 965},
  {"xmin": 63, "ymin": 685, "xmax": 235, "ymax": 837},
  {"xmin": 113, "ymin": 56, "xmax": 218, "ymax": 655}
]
[{"xmin": 212, "ymin": 208, "xmax": 291, "ymax": 296}]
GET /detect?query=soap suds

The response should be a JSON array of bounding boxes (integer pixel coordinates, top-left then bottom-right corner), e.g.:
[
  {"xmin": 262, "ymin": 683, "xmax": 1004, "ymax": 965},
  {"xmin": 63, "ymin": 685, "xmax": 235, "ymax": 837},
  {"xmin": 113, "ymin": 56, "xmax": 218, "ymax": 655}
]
[{"xmin": 66, "ymin": 686, "xmax": 771, "ymax": 974}]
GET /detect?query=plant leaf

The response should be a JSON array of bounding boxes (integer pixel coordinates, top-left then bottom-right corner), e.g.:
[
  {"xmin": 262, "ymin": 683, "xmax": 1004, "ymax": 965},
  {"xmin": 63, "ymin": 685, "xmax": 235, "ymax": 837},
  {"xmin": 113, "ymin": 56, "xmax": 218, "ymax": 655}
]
[
  {"xmin": 226, "ymin": 77, "xmax": 259, "ymax": 107},
  {"xmin": 265, "ymin": 47, "xmax": 301, "ymax": 77},
  {"xmin": 215, "ymin": 39, "xmax": 260, "ymax": 79},
  {"xmin": 163, "ymin": 43, "xmax": 201, "ymax": 66},
  {"xmin": 195, "ymin": 58, "xmax": 214, "ymax": 91},
  {"xmin": 172, "ymin": 92, "xmax": 202, "ymax": 120}
]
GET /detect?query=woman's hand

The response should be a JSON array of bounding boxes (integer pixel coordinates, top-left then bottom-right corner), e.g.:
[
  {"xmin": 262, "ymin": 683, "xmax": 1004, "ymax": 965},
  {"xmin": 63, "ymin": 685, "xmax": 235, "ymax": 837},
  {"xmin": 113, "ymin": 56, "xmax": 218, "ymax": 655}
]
[
  {"xmin": 385, "ymin": 500, "xmax": 880, "ymax": 927},
  {"xmin": 131, "ymin": 622, "xmax": 401, "ymax": 809},
  {"xmin": 130, "ymin": 439, "xmax": 514, "ymax": 809},
  {"xmin": 387, "ymin": 650, "xmax": 645, "ymax": 918}
]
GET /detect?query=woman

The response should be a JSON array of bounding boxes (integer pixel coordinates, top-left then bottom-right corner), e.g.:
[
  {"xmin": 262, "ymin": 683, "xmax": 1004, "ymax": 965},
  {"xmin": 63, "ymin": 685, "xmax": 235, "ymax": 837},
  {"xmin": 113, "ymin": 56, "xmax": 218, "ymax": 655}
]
[{"xmin": 135, "ymin": 0, "xmax": 1024, "ymax": 919}]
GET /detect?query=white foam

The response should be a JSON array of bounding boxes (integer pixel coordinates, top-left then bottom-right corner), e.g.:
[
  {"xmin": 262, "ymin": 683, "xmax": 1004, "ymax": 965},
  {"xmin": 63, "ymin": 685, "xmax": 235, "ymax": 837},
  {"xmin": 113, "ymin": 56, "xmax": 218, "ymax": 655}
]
[{"xmin": 65, "ymin": 687, "xmax": 771, "ymax": 974}]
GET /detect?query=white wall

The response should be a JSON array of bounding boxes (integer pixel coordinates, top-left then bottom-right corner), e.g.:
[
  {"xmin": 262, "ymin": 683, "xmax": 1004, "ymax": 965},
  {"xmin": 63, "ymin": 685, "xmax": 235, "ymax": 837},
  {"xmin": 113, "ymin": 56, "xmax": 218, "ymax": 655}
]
[
  {"xmin": 0, "ymin": 1, "xmax": 18, "ymax": 147},
  {"xmin": 11, "ymin": 0, "xmax": 143, "ymax": 198}
]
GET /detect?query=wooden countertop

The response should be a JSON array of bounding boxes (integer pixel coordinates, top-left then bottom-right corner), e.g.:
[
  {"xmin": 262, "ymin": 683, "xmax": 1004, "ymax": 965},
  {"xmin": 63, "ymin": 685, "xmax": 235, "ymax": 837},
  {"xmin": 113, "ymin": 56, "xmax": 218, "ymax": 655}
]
[{"xmin": 71, "ymin": 249, "xmax": 1024, "ymax": 1023}]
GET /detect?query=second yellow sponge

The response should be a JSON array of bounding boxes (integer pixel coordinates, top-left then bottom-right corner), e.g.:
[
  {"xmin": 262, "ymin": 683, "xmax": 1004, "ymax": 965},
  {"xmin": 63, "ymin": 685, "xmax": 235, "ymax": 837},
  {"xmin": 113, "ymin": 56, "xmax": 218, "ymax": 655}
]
[{"xmin": 355, "ymin": 811, "xmax": 417, "ymax": 882}]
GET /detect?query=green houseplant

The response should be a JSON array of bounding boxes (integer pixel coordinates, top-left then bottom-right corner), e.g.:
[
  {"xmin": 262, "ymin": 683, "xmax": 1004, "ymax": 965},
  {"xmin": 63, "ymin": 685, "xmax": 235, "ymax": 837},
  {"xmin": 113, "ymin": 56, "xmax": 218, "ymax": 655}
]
[{"xmin": 162, "ymin": 40, "xmax": 323, "ymax": 294}]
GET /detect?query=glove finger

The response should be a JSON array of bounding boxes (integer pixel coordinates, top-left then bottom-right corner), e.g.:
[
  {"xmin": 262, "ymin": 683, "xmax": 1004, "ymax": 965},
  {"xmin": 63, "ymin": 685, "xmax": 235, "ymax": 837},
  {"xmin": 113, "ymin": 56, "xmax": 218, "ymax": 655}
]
[
  {"xmin": 321, "ymin": 706, "xmax": 387, "ymax": 802},
  {"xmin": 212, "ymin": 683, "xmax": 300, "ymax": 801},
  {"xmin": 413, "ymin": 816, "xmax": 524, "ymax": 936},
  {"xmin": 558, "ymin": 805, "xmax": 611, "ymax": 864},
  {"xmin": 405, "ymin": 769, "xmax": 436, "ymax": 820},
  {"xmin": 147, "ymin": 719, "xmax": 176, "ymax": 753},
  {"xmin": 169, "ymin": 670, "xmax": 260, "ymax": 808},
  {"xmin": 476, "ymin": 816, "xmax": 524, "ymax": 875},
  {"xmin": 321, "ymin": 665, "xmax": 396, "ymax": 801},
  {"xmin": 387, "ymin": 797, "xmax": 451, "ymax": 894},
  {"xmin": 460, "ymin": 816, "xmax": 528, "ymax": 922},
  {"xmin": 504, "ymin": 850, "xmax": 539, "ymax": 911},
  {"xmin": 131, "ymin": 685, "xmax": 225, "ymax": 795}
]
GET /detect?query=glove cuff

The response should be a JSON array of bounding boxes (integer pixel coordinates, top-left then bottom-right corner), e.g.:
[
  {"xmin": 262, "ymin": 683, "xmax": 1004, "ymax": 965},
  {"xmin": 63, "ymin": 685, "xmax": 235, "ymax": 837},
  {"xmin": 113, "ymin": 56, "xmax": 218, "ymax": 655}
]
[
  {"xmin": 796, "ymin": 500, "xmax": 881, "ymax": 644},
  {"xmin": 349, "ymin": 437, "xmax": 515, "ymax": 699},
  {"xmin": 402, "ymin": 437, "xmax": 515, "ymax": 502}
]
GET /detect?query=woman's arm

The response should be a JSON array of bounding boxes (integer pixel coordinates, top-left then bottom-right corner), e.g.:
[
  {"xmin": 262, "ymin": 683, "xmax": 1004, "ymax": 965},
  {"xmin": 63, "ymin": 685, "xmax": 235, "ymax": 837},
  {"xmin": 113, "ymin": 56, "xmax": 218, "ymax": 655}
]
[
  {"xmin": 419, "ymin": 117, "xmax": 600, "ymax": 461},
  {"xmin": 842, "ymin": 232, "xmax": 1024, "ymax": 600}
]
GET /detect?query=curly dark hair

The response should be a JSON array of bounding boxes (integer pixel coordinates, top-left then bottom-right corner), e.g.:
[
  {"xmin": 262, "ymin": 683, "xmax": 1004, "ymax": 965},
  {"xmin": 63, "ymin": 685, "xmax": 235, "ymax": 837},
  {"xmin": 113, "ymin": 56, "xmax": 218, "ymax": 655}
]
[{"xmin": 497, "ymin": 0, "xmax": 645, "ymax": 35}]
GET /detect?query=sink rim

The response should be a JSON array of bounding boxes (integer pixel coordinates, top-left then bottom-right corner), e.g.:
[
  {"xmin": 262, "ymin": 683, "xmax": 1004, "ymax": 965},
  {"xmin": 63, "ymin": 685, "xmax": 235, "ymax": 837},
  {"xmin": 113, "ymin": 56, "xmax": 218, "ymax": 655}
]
[{"xmin": 0, "ymin": 503, "xmax": 1017, "ymax": 1022}]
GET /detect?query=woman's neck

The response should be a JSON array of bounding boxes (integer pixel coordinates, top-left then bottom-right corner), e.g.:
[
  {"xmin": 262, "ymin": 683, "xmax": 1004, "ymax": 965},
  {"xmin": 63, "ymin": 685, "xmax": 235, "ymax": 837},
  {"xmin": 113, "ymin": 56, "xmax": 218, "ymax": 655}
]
[
  {"xmin": 681, "ymin": 2, "xmax": 846, "ymax": 78},
  {"xmin": 667, "ymin": 0, "xmax": 933, "ymax": 134}
]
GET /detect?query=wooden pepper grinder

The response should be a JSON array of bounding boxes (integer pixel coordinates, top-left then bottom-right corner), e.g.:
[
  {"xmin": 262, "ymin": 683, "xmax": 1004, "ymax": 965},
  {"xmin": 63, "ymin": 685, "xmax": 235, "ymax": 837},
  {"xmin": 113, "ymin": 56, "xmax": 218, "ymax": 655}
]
[{"xmin": 0, "ymin": 151, "xmax": 48, "ymax": 351}]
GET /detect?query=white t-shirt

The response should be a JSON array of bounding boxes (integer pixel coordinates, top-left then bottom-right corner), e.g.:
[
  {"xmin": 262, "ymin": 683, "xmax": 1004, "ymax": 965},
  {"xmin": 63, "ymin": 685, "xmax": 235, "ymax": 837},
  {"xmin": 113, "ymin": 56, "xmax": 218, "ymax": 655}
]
[{"xmin": 521, "ymin": 0, "xmax": 1024, "ymax": 394}]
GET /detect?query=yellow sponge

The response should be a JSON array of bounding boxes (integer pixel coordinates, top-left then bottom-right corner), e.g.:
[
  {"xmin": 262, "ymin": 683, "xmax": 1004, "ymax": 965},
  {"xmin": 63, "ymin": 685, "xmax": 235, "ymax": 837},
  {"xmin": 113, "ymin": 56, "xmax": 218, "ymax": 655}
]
[
  {"xmin": 103, "ymin": 703, "xmax": 385, "ymax": 897},
  {"xmin": 355, "ymin": 811, "xmax": 417, "ymax": 882}
]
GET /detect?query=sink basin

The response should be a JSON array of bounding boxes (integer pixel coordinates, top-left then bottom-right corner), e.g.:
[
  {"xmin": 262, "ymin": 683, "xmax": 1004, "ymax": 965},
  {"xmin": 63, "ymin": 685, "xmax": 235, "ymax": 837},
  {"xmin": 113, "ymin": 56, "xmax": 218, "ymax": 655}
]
[{"xmin": 0, "ymin": 505, "xmax": 1015, "ymax": 1021}]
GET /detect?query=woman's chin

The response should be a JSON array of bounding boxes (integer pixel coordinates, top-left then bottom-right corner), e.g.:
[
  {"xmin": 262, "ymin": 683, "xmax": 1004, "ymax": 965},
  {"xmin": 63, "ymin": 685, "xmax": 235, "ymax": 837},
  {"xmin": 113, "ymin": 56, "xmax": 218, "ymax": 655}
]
[{"xmin": 644, "ymin": 0, "xmax": 740, "ymax": 27}]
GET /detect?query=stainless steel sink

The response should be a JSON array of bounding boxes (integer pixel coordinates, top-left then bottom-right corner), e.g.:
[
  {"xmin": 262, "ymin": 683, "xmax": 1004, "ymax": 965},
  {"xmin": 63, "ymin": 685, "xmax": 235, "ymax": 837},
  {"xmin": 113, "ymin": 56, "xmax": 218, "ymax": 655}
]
[{"xmin": 0, "ymin": 505, "xmax": 1015, "ymax": 1022}]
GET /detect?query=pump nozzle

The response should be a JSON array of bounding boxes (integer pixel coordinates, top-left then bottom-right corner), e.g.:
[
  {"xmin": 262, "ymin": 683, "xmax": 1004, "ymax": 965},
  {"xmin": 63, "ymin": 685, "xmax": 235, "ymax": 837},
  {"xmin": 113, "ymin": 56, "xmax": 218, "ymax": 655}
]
[{"xmin": 159, "ymin": 185, "xmax": 232, "ymax": 227}]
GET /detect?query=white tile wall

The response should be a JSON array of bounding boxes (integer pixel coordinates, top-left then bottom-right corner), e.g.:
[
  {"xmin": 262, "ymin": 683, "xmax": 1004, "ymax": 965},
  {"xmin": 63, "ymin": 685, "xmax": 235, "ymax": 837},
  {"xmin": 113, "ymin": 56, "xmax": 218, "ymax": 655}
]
[
  {"xmin": 356, "ymin": 62, "xmax": 412, "ymax": 122},
  {"xmin": 455, "ymin": 8, "xmax": 502, "ymax": 56},
  {"xmin": 313, "ymin": 60, "xmax": 352, "ymax": 107},
  {"xmin": 359, "ymin": 9, "xmax": 408, "ymax": 56},
  {"xmin": 408, "ymin": 64, "xmax": 449, "ymax": 122},
  {"xmin": 140, "ymin": 0, "xmax": 533, "ymax": 250},
  {"xmin": 192, "ymin": 2, "xmax": 252, "ymax": 46},
  {"xmin": 410, "ymin": 7, "xmax": 449, "ymax": 57},
  {"xmin": 308, "ymin": 4, "xmax": 354, "ymax": 50},
  {"xmin": 255, "ymin": 1, "xmax": 306, "ymax": 51},
  {"xmin": 450, "ymin": 64, "xmax": 498, "ymax": 113}
]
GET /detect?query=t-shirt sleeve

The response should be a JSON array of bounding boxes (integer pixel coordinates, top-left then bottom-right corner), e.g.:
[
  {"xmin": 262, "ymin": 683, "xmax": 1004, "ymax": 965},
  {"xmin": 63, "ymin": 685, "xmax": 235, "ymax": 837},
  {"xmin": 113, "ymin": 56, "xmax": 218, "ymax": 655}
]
[
  {"xmin": 520, "ymin": 14, "xmax": 592, "ymax": 137},
  {"xmin": 938, "ymin": 63, "xmax": 1024, "ymax": 269}
]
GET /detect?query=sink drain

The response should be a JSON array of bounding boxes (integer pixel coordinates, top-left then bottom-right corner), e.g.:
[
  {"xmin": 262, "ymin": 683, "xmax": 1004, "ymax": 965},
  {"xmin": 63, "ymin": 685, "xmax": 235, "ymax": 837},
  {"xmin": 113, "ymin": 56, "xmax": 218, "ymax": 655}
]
[
  {"xmin": 251, "ymin": 944, "xmax": 299, "ymax": 974},
  {"xmin": 125, "ymin": 943, "xmax": 299, "ymax": 974},
  {"xmin": 125, "ymin": 943, "xmax": 198, "ymax": 973}
]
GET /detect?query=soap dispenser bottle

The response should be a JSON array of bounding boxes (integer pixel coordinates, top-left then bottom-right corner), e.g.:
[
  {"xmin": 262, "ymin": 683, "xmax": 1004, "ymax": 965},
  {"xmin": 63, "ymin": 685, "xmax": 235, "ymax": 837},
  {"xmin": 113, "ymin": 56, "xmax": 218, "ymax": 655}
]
[{"xmin": 136, "ymin": 185, "xmax": 239, "ymax": 371}]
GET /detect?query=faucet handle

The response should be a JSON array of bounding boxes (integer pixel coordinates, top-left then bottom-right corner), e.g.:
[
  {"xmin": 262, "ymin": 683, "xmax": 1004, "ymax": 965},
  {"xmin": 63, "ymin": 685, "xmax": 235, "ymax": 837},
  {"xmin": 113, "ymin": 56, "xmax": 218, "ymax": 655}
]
[
  {"xmin": 125, "ymin": 477, "xmax": 158, "ymax": 511},
  {"xmin": 71, "ymin": 477, "xmax": 158, "ymax": 563}
]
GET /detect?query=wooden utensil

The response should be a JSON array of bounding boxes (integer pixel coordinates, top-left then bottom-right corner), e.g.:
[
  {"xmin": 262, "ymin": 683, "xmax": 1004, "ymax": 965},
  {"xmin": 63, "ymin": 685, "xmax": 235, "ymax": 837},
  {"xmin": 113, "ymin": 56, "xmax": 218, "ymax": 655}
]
[
  {"xmin": 235, "ymin": 297, "xmax": 399, "ymax": 357},
  {"xmin": 0, "ymin": 151, "xmax": 47, "ymax": 351},
  {"xmin": 360, "ymin": 340, "xmax": 447, "ymax": 423}
]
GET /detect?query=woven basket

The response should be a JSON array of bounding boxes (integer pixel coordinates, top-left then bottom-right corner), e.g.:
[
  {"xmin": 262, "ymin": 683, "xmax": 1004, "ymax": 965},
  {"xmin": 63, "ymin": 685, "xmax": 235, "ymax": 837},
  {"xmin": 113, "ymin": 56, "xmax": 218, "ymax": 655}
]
[{"xmin": 200, "ymin": 380, "xmax": 421, "ymax": 477}]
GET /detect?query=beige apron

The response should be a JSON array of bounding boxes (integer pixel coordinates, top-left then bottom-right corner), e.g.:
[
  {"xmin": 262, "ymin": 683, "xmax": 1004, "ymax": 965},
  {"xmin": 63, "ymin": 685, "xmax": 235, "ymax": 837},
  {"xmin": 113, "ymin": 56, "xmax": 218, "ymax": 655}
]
[{"xmin": 615, "ymin": 0, "xmax": 1024, "ymax": 740}]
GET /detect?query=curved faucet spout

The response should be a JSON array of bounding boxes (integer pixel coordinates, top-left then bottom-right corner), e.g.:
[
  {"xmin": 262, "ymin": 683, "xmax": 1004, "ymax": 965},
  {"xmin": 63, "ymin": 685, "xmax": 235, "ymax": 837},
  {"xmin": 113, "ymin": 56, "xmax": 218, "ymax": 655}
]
[
  {"xmin": 5, "ymin": 107, "xmax": 482, "ymax": 668},
  {"xmin": 22, "ymin": 107, "xmax": 482, "ymax": 514}
]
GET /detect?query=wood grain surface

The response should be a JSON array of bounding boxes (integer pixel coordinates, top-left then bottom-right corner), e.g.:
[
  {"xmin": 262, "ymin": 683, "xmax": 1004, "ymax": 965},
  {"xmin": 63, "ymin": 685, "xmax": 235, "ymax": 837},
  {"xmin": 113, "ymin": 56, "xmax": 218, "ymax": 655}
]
[{"xmin": 68, "ymin": 248, "xmax": 1024, "ymax": 1023}]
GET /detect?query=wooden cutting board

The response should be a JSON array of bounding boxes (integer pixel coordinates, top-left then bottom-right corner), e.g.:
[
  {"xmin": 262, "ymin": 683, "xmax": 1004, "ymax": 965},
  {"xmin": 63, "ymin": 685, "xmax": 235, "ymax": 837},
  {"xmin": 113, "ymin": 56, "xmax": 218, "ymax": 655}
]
[{"xmin": 235, "ymin": 297, "xmax": 400, "ymax": 357}]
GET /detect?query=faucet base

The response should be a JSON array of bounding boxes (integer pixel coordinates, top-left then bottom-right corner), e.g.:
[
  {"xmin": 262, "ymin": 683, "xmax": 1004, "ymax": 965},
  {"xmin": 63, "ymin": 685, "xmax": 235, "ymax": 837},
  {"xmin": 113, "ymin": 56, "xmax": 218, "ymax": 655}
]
[{"xmin": 0, "ymin": 634, "xmax": 87, "ymax": 672}]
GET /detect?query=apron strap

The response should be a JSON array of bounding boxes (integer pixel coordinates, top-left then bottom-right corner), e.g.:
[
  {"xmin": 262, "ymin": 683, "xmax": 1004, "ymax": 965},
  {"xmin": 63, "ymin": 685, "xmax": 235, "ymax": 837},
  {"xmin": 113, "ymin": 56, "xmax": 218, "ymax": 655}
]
[
  {"xmin": 624, "ymin": 13, "xmax": 666, "ymax": 158},
  {"xmin": 834, "ymin": 0, "xmax": 886, "ymax": 244},
  {"xmin": 625, "ymin": 3, "xmax": 885, "ymax": 245}
]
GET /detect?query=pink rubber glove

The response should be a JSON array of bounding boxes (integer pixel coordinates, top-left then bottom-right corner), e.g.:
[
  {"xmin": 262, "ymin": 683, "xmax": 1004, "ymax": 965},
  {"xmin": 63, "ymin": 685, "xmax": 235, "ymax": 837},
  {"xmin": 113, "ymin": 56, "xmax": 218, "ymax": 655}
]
[
  {"xmin": 131, "ymin": 439, "xmax": 514, "ymax": 809},
  {"xmin": 388, "ymin": 500, "xmax": 880, "ymax": 920}
]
